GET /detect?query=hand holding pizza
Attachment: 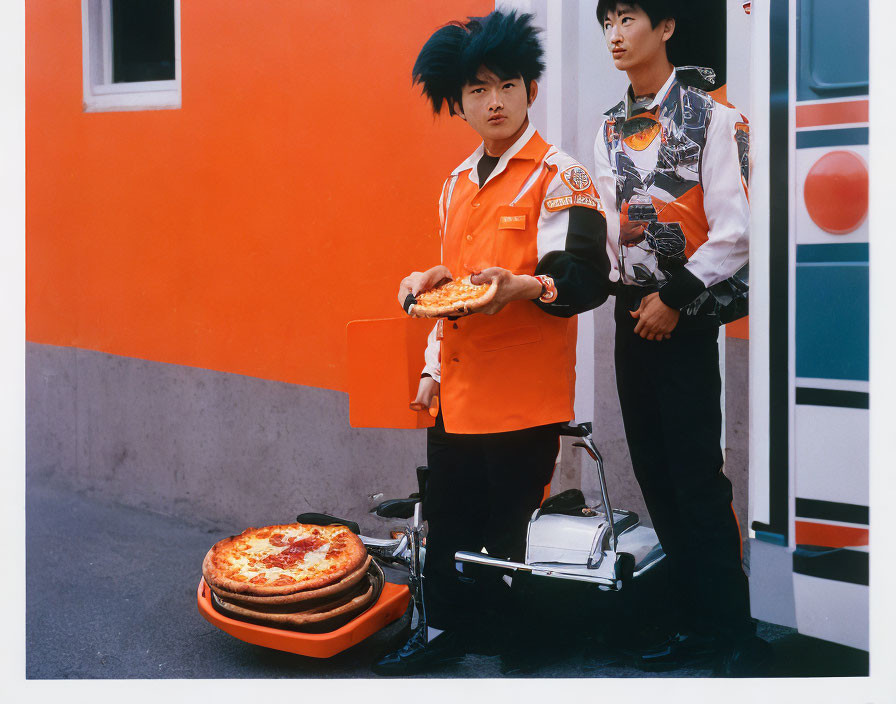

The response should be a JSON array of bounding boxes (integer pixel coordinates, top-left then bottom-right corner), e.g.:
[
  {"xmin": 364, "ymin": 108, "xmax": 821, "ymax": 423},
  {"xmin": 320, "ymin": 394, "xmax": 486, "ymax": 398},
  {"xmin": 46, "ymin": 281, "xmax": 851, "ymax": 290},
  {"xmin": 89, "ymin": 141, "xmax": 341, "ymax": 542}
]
[
  {"xmin": 468, "ymin": 267, "xmax": 544, "ymax": 315},
  {"xmin": 402, "ymin": 273, "xmax": 498, "ymax": 318},
  {"xmin": 397, "ymin": 265, "xmax": 453, "ymax": 311}
]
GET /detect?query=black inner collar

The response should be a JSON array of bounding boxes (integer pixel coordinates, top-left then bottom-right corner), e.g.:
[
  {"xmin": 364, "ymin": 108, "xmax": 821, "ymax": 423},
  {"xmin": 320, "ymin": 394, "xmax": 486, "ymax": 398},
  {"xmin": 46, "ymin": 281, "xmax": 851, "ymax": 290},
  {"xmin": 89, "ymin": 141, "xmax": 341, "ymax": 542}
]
[{"xmin": 477, "ymin": 153, "xmax": 501, "ymax": 187}]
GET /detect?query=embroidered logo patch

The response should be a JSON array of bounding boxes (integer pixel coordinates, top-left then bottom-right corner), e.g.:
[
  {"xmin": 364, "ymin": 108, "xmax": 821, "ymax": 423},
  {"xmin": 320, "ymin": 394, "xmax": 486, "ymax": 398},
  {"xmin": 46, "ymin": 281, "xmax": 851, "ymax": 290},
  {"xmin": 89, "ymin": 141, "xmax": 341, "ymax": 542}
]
[
  {"xmin": 574, "ymin": 193, "xmax": 601, "ymax": 211},
  {"xmin": 498, "ymin": 214, "xmax": 527, "ymax": 230},
  {"xmin": 545, "ymin": 195, "xmax": 574, "ymax": 212},
  {"xmin": 544, "ymin": 194, "xmax": 602, "ymax": 212},
  {"xmin": 561, "ymin": 166, "xmax": 592, "ymax": 192}
]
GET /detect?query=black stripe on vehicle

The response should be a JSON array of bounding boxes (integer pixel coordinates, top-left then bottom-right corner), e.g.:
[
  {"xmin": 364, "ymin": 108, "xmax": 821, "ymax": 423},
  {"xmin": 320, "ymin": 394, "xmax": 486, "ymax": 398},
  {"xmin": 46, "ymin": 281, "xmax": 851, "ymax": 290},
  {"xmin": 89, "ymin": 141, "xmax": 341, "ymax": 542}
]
[
  {"xmin": 754, "ymin": 0, "xmax": 791, "ymax": 544},
  {"xmin": 795, "ymin": 498, "xmax": 869, "ymax": 525},
  {"xmin": 795, "ymin": 387, "xmax": 869, "ymax": 409},
  {"xmin": 792, "ymin": 547, "xmax": 868, "ymax": 586}
]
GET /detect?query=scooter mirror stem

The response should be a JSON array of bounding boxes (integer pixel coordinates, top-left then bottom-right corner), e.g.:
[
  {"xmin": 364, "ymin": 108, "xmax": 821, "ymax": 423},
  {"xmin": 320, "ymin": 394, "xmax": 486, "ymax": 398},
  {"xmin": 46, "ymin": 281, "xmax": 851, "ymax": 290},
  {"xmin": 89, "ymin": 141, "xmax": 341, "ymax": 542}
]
[
  {"xmin": 413, "ymin": 501, "xmax": 424, "ymax": 530},
  {"xmin": 573, "ymin": 437, "xmax": 618, "ymax": 553}
]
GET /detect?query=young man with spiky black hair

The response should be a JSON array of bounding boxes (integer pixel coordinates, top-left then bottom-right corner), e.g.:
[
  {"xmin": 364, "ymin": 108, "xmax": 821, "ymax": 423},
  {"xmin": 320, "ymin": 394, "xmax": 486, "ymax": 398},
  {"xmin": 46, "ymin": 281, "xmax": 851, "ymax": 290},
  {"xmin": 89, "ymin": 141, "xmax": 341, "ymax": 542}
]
[
  {"xmin": 592, "ymin": 0, "xmax": 768, "ymax": 676},
  {"xmin": 373, "ymin": 10, "xmax": 611, "ymax": 675}
]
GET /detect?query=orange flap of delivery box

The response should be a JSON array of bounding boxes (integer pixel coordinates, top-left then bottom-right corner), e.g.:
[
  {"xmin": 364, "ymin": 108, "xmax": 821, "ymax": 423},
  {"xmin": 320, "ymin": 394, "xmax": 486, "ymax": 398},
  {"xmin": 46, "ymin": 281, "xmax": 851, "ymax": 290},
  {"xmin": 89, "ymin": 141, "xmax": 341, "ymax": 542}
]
[{"xmin": 346, "ymin": 317, "xmax": 436, "ymax": 429}]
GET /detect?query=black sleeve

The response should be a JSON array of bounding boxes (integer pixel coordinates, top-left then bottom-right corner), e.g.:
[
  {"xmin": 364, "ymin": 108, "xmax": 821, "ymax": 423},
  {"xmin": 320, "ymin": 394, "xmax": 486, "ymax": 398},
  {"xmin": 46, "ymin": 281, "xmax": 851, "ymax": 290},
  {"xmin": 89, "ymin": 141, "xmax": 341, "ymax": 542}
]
[
  {"xmin": 533, "ymin": 206, "xmax": 612, "ymax": 318},
  {"xmin": 657, "ymin": 266, "xmax": 707, "ymax": 309}
]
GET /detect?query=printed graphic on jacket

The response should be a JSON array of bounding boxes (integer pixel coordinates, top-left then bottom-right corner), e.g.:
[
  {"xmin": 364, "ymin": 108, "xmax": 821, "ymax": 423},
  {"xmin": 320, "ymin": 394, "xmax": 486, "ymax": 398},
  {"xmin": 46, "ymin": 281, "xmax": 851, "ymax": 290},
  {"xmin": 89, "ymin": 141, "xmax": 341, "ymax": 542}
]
[{"xmin": 602, "ymin": 67, "xmax": 749, "ymax": 322}]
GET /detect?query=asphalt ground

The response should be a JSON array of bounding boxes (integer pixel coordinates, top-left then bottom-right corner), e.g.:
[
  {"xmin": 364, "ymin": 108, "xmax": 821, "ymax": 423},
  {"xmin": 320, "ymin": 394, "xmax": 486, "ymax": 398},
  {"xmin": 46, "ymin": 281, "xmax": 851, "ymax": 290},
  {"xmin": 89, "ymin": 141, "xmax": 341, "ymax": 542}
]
[{"xmin": 25, "ymin": 475, "xmax": 869, "ymax": 680}]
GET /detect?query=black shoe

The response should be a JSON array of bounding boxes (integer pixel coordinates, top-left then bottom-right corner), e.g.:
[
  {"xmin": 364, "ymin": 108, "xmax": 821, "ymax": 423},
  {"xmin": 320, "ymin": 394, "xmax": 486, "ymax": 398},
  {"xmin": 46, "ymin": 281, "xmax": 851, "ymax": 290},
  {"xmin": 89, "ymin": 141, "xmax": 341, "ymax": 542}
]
[
  {"xmin": 371, "ymin": 627, "xmax": 464, "ymax": 676},
  {"xmin": 714, "ymin": 635, "xmax": 773, "ymax": 677},
  {"xmin": 628, "ymin": 631, "xmax": 719, "ymax": 672}
]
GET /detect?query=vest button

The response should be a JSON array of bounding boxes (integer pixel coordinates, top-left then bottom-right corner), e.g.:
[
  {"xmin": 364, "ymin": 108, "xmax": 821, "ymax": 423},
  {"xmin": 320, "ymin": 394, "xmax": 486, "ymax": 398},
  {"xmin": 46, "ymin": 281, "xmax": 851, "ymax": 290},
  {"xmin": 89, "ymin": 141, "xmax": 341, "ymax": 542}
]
[
  {"xmin": 466, "ymin": 234, "xmax": 473, "ymax": 241},
  {"xmin": 452, "ymin": 323, "xmax": 459, "ymax": 329},
  {"xmin": 452, "ymin": 357, "xmax": 459, "ymax": 363}
]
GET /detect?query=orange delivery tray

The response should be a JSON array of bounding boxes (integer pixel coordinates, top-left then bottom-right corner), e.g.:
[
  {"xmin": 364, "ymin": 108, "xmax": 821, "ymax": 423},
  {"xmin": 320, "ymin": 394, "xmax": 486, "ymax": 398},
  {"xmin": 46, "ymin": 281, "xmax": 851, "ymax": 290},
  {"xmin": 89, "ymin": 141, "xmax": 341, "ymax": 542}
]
[{"xmin": 196, "ymin": 577, "xmax": 411, "ymax": 658}]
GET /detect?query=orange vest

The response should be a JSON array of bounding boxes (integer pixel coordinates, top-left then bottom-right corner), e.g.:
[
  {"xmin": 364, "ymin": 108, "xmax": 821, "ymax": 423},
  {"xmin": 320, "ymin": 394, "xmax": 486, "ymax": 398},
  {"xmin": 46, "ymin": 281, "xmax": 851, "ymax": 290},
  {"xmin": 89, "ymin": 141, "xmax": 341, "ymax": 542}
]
[{"xmin": 438, "ymin": 131, "xmax": 577, "ymax": 434}]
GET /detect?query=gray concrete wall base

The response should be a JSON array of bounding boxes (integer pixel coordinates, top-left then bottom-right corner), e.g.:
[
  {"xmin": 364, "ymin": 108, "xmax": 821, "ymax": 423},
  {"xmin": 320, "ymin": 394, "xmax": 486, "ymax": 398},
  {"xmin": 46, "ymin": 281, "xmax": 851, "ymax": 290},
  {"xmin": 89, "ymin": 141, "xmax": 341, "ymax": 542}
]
[
  {"xmin": 25, "ymin": 343, "xmax": 597, "ymax": 536},
  {"xmin": 26, "ymin": 343, "xmax": 426, "ymax": 536},
  {"xmin": 725, "ymin": 337, "xmax": 750, "ymax": 534},
  {"xmin": 27, "ymin": 331, "xmax": 748, "ymax": 538}
]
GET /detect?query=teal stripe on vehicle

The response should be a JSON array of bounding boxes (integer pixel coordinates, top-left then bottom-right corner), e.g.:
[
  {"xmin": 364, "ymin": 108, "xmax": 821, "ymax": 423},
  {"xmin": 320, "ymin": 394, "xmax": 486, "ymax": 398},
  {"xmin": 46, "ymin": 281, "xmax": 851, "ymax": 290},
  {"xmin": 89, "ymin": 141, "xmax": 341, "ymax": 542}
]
[
  {"xmin": 795, "ymin": 263, "xmax": 869, "ymax": 381},
  {"xmin": 796, "ymin": 243, "xmax": 868, "ymax": 263},
  {"xmin": 796, "ymin": 127, "xmax": 868, "ymax": 149}
]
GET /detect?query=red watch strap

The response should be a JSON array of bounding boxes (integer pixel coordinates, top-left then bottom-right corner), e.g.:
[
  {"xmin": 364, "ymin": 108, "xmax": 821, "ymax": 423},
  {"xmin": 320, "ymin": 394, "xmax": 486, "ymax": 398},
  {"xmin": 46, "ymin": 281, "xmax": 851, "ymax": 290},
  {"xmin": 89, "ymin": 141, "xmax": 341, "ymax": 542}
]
[{"xmin": 533, "ymin": 275, "xmax": 557, "ymax": 303}]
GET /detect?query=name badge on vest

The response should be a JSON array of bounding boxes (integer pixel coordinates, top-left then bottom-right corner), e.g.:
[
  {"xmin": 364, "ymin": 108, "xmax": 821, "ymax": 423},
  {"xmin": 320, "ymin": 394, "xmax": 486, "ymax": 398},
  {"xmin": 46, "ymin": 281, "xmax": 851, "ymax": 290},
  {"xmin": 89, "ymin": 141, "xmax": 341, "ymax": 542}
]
[{"xmin": 498, "ymin": 214, "xmax": 527, "ymax": 230}]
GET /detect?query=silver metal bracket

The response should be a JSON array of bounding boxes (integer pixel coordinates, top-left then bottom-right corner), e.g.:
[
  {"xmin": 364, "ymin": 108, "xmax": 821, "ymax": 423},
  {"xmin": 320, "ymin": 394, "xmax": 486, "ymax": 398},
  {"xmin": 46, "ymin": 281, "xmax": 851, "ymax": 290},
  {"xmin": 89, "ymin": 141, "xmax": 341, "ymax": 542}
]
[
  {"xmin": 454, "ymin": 550, "xmax": 620, "ymax": 588},
  {"xmin": 572, "ymin": 436, "xmax": 619, "ymax": 553}
]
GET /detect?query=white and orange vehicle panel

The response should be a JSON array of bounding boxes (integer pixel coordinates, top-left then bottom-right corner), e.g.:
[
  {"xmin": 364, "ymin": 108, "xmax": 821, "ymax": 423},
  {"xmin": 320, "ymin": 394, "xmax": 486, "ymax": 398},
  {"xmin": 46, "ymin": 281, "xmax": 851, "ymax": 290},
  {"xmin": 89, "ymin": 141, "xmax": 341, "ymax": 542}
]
[{"xmin": 748, "ymin": 0, "xmax": 869, "ymax": 651}]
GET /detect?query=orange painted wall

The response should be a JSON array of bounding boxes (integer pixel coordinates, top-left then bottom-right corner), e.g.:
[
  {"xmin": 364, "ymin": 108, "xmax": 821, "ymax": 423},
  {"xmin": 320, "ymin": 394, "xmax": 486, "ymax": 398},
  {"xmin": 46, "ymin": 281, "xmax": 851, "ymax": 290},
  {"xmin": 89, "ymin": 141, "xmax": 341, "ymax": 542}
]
[{"xmin": 26, "ymin": 0, "xmax": 493, "ymax": 392}]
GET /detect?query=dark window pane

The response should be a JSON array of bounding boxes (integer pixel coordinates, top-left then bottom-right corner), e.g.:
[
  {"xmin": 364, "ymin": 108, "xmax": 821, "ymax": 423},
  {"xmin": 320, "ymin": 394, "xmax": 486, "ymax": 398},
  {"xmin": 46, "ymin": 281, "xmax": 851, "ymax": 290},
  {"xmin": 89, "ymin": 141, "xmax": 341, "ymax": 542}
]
[
  {"xmin": 797, "ymin": 0, "xmax": 868, "ymax": 100},
  {"xmin": 112, "ymin": 0, "xmax": 175, "ymax": 83}
]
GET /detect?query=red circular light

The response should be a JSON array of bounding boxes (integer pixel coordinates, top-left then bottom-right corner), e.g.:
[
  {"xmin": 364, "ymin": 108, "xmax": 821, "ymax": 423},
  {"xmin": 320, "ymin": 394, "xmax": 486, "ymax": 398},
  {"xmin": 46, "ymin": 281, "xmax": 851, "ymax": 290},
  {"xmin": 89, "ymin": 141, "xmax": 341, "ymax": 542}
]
[{"xmin": 803, "ymin": 150, "xmax": 868, "ymax": 234}]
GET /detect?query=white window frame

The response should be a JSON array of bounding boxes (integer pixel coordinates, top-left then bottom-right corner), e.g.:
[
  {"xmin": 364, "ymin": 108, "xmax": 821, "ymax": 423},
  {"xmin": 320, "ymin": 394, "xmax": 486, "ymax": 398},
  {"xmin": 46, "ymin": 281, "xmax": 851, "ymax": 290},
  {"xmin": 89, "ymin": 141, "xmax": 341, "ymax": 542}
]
[{"xmin": 81, "ymin": 0, "xmax": 181, "ymax": 112}]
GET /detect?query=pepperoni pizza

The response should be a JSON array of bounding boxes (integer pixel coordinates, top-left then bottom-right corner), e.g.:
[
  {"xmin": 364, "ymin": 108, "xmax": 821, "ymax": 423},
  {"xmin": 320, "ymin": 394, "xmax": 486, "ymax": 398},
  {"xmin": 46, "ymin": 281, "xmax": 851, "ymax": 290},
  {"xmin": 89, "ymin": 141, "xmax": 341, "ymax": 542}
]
[{"xmin": 202, "ymin": 523, "xmax": 367, "ymax": 597}]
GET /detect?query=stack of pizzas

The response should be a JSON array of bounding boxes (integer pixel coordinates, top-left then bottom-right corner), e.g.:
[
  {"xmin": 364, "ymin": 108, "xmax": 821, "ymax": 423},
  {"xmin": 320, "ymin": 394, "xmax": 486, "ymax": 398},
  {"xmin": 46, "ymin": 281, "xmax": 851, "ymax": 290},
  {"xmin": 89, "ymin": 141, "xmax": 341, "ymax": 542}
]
[{"xmin": 202, "ymin": 522, "xmax": 381, "ymax": 633}]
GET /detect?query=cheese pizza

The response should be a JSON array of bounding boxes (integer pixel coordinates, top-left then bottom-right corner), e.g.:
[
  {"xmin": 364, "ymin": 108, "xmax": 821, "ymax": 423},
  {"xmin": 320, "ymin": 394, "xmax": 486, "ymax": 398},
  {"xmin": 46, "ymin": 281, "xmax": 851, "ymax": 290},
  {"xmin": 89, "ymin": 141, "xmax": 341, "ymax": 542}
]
[
  {"xmin": 202, "ymin": 523, "xmax": 367, "ymax": 597},
  {"xmin": 207, "ymin": 555, "xmax": 371, "ymax": 607},
  {"xmin": 211, "ymin": 578, "xmax": 376, "ymax": 627},
  {"xmin": 408, "ymin": 276, "xmax": 497, "ymax": 318},
  {"xmin": 210, "ymin": 559, "xmax": 385, "ymax": 633}
]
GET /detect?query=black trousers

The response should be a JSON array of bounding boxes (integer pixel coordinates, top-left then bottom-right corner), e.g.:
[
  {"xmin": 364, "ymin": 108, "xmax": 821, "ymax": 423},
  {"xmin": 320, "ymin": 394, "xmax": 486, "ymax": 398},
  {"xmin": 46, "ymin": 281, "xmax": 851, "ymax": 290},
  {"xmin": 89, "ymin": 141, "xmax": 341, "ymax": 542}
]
[
  {"xmin": 422, "ymin": 411, "xmax": 560, "ymax": 630},
  {"xmin": 614, "ymin": 296, "xmax": 752, "ymax": 641}
]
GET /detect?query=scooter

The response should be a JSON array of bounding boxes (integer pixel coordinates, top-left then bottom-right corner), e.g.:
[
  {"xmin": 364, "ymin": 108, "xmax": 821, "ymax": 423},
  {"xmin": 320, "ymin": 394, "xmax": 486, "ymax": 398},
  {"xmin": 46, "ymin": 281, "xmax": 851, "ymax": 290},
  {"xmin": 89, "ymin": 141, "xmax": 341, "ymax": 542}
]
[{"xmin": 196, "ymin": 422, "xmax": 666, "ymax": 658}]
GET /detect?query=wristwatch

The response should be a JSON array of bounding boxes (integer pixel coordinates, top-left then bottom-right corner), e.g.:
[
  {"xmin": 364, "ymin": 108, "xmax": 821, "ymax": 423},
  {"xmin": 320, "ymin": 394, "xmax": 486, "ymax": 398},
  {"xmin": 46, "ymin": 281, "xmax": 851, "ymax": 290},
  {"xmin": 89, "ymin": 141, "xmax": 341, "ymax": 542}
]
[{"xmin": 533, "ymin": 274, "xmax": 557, "ymax": 303}]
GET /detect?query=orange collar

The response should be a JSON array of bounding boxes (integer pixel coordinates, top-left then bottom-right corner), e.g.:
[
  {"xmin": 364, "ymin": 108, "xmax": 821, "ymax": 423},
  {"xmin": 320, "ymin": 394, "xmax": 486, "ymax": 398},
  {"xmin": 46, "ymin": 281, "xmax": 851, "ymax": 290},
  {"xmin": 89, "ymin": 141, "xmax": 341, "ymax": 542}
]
[{"xmin": 511, "ymin": 130, "xmax": 549, "ymax": 162}]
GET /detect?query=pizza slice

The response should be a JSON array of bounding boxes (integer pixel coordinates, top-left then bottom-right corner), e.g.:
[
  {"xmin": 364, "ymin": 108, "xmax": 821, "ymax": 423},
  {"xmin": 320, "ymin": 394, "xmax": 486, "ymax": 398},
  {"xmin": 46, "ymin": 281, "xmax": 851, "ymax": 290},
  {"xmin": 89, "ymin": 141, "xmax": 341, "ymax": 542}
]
[{"xmin": 406, "ymin": 276, "xmax": 498, "ymax": 318}]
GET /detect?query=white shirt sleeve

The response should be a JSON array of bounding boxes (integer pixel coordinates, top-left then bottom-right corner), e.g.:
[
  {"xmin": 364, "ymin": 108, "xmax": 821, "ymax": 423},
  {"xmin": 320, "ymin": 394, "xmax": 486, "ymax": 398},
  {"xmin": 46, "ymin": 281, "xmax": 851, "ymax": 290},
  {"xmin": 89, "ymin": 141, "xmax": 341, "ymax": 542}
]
[
  {"xmin": 535, "ymin": 176, "xmax": 572, "ymax": 262},
  {"xmin": 421, "ymin": 321, "xmax": 440, "ymax": 383},
  {"xmin": 418, "ymin": 179, "xmax": 454, "ymax": 382},
  {"xmin": 592, "ymin": 122, "xmax": 621, "ymax": 284},
  {"xmin": 533, "ymin": 158, "xmax": 601, "ymax": 255},
  {"xmin": 686, "ymin": 103, "xmax": 750, "ymax": 288}
]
